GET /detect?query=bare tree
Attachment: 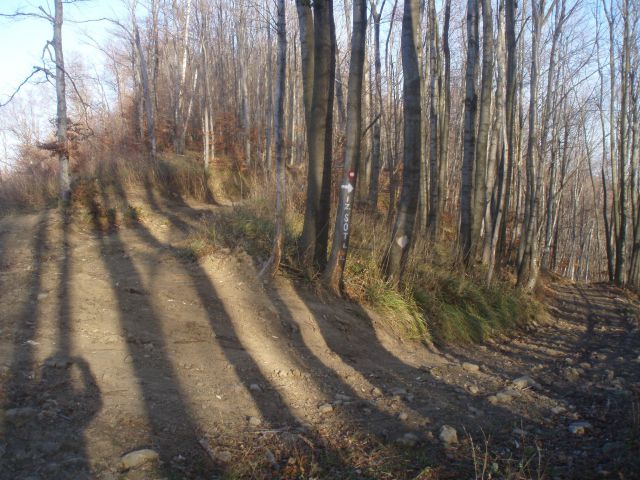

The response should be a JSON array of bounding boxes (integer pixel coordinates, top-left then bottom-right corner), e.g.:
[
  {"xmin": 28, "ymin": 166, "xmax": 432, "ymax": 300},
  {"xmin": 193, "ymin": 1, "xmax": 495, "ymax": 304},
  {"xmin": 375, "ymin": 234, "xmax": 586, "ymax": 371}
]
[{"xmin": 261, "ymin": 0, "xmax": 287, "ymax": 278}]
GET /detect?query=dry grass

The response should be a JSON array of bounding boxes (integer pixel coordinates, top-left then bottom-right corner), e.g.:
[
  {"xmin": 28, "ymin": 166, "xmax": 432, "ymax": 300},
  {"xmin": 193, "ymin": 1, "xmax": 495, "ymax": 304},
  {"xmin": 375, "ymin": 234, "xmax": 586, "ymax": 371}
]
[
  {"xmin": 0, "ymin": 148, "xmax": 245, "ymax": 215},
  {"xmin": 203, "ymin": 171, "xmax": 546, "ymax": 346}
]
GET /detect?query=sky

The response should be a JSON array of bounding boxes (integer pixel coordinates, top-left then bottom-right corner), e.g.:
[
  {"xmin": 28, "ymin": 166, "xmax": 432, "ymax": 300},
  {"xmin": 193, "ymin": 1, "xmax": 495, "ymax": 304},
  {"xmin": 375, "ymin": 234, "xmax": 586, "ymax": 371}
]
[
  {"xmin": 0, "ymin": 0, "xmax": 126, "ymax": 103},
  {"xmin": 0, "ymin": 0, "xmax": 128, "ymax": 164}
]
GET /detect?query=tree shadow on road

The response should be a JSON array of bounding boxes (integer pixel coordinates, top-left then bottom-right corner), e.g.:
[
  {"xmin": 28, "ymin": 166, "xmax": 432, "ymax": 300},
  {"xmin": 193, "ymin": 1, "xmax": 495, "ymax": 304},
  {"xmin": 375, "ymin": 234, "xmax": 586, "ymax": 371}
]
[
  {"xmin": 129, "ymin": 183, "xmax": 552, "ymax": 478},
  {"xmin": 1, "ymin": 211, "xmax": 101, "ymax": 480}
]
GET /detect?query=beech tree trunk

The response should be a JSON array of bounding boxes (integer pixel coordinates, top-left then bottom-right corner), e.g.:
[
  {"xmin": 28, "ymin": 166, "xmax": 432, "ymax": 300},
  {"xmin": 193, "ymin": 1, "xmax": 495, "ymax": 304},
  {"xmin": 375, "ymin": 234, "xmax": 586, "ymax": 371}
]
[
  {"xmin": 300, "ymin": 0, "xmax": 336, "ymax": 270},
  {"xmin": 261, "ymin": 0, "xmax": 287, "ymax": 278},
  {"xmin": 324, "ymin": 0, "xmax": 366, "ymax": 292},
  {"xmin": 459, "ymin": 0, "xmax": 479, "ymax": 262},
  {"xmin": 367, "ymin": 0, "xmax": 385, "ymax": 210},
  {"xmin": 471, "ymin": 0, "xmax": 494, "ymax": 259},
  {"xmin": 384, "ymin": 0, "xmax": 421, "ymax": 284}
]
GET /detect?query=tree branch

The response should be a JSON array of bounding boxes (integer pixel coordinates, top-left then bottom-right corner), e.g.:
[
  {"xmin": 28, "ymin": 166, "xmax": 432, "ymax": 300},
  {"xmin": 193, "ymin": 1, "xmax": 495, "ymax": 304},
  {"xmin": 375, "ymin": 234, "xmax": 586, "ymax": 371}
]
[{"xmin": 0, "ymin": 68, "xmax": 46, "ymax": 107}]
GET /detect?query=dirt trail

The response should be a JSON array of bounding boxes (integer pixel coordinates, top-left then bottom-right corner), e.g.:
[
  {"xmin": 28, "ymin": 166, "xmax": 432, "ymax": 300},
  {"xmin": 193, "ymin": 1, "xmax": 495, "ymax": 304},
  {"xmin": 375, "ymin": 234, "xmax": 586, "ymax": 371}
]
[{"xmin": 1, "ymin": 193, "xmax": 639, "ymax": 479}]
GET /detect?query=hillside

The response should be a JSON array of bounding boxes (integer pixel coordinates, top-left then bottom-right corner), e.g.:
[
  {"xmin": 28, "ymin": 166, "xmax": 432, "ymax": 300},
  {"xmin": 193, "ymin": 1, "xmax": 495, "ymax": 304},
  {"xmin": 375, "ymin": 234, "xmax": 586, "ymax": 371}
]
[{"xmin": 1, "ymin": 186, "xmax": 638, "ymax": 479}]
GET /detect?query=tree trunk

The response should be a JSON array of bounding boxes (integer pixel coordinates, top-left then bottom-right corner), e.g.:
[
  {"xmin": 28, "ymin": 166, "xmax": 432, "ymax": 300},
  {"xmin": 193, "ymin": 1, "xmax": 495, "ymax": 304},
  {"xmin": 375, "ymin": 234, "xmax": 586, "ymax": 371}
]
[
  {"xmin": 133, "ymin": 20, "xmax": 157, "ymax": 162},
  {"xmin": 367, "ymin": 0, "xmax": 385, "ymax": 210},
  {"xmin": 295, "ymin": 0, "xmax": 314, "ymax": 130},
  {"xmin": 174, "ymin": 0, "xmax": 192, "ymax": 155},
  {"xmin": 265, "ymin": 17, "xmax": 274, "ymax": 172},
  {"xmin": 324, "ymin": 0, "xmax": 366, "ymax": 292},
  {"xmin": 300, "ymin": 0, "xmax": 336, "ymax": 270},
  {"xmin": 426, "ymin": 0, "xmax": 441, "ymax": 238},
  {"xmin": 459, "ymin": 0, "xmax": 480, "ymax": 262},
  {"xmin": 438, "ymin": 0, "xmax": 452, "ymax": 230},
  {"xmin": 53, "ymin": 0, "xmax": 70, "ymax": 205},
  {"xmin": 614, "ymin": 0, "xmax": 630, "ymax": 285},
  {"xmin": 517, "ymin": 0, "xmax": 544, "ymax": 290},
  {"xmin": 384, "ymin": 0, "xmax": 421, "ymax": 284},
  {"xmin": 484, "ymin": 0, "xmax": 507, "ymax": 280},
  {"xmin": 471, "ymin": 0, "xmax": 494, "ymax": 259},
  {"xmin": 261, "ymin": 0, "xmax": 287, "ymax": 278}
]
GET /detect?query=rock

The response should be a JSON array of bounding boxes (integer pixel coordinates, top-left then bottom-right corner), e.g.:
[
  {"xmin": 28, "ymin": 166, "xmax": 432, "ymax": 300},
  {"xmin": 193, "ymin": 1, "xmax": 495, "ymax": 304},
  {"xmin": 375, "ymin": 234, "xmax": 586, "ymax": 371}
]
[
  {"xmin": 512, "ymin": 375, "xmax": 537, "ymax": 390},
  {"xmin": 396, "ymin": 433, "xmax": 419, "ymax": 447},
  {"xmin": 119, "ymin": 449, "xmax": 159, "ymax": 470},
  {"xmin": 468, "ymin": 385, "xmax": 480, "ymax": 395},
  {"xmin": 439, "ymin": 425, "xmax": 458, "ymax": 446},
  {"xmin": 44, "ymin": 356, "xmax": 73, "ymax": 369},
  {"xmin": 564, "ymin": 367, "xmax": 582, "ymax": 381},
  {"xmin": 398, "ymin": 412, "xmax": 409, "ymax": 421},
  {"xmin": 335, "ymin": 394, "xmax": 352, "ymax": 402},
  {"xmin": 371, "ymin": 387, "xmax": 383, "ymax": 397},
  {"xmin": 37, "ymin": 293, "xmax": 49, "ymax": 300},
  {"xmin": 551, "ymin": 405, "xmax": 567, "ymax": 415},
  {"xmin": 390, "ymin": 387, "xmax": 408, "ymax": 396},
  {"xmin": 579, "ymin": 362, "xmax": 592, "ymax": 369},
  {"xmin": 5, "ymin": 407, "xmax": 37, "ymax": 426},
  {"xmin": 568, "ymin": 421, "xmax": 593, "ymax": 435},
  {"xmin": 248, "ymin": 416, "xmax": 262, "ymax": 427},
  {"xmin": 512, "ymin": 428, "xmax": 527, "ymax": 437},
  {"xmin": 249, "ymin": 383, "xmax": 262, "ymax": 392},
  {"xmin": 318, "ymin": 403, "xmax": 333, "ymax": 414},
  {"xmin": 214, "ymin": 449, "xmax": 232, "ymax": 463},
  {"xmin": 488, "ymin": 390, "xmax": 516, "ymax": 405},
  {"xmin": 462, "ymin": 362, "xmax": 480, "ymax": 373}
]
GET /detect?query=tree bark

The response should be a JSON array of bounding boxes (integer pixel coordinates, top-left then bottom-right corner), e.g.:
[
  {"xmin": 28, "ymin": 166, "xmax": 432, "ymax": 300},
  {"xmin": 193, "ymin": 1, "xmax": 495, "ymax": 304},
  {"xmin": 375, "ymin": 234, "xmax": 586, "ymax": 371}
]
[
  {"xmin": 53, "ymin": 0, "xmax": 70, "ymax": 205},
  {"xmin": 384, "ymin": 0, "xmax": 421, "ymax": 284},
  {"xmin": 133, "ymin": 18, "xmax": 157, "ymax": 162},
  {"xmin": 324, "ymin": 0, "xmax": 366, "ymax": 292},
  {"xmin": 459, "ymin": 0, "xmax": 480, "ymax": 262},
  {"xmin": 300, "ymin": 0, "xmax": 336, "ymax": 270},
  {"xmin": 471, "ymin": 0, "xmax": 494, "ymax": 259},
  {"xmin": 367, "ymin": 0, "xmax": 385, "ymax": 210},
  {"xmin": 261, "ymin": 0, "xmax": 287, "ymax": 278},
  {"xmin": 426, "ymin": 0, "xmax": 441, "ymax": 238}
]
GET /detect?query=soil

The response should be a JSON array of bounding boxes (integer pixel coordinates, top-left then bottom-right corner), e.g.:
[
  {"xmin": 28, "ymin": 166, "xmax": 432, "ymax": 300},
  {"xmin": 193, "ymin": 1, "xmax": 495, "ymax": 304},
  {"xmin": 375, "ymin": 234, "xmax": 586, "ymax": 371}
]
[{"xmin": 1, "ymin": 189, "xmax": 639, "ymax": 479}]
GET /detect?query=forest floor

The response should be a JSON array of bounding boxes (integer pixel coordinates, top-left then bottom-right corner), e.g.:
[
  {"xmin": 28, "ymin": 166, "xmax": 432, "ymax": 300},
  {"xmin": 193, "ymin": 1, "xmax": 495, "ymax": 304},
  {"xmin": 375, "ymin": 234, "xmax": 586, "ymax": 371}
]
[{"xmin": 1, "ymin": 187, "xmax": 639, "ymax": 480}]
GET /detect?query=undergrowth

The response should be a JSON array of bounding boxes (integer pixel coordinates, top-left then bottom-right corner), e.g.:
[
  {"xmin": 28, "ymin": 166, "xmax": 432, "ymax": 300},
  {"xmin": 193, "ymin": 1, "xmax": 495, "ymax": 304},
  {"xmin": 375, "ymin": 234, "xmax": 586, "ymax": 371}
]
[
  {"xmin": 196, "ymin": 177, "xmax": 546, "ymax": 346},
  {"xmin": 0, "ymin": 149, "xmax": 245, "ymax": 214}
]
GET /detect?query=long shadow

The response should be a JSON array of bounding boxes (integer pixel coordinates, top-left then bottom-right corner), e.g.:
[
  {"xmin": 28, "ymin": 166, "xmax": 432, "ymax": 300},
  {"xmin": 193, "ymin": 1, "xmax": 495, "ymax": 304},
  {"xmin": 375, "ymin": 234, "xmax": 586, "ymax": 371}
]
[
  {"xmin": 86, "ymin": 190, "xmax": 222, "ymax": 477},
  {"xmin": 1, "ymin": 212, "xmax": 49, "ymax": 478},
  {"xmin": 292, "ymin": 285, "xmax": 516, "ymax": 423},
  {"xmin": 1, "ymin": 212, "xmax": 101, "ymax": 480},
  {"xmin": 101, "ymin": 179, "xmax": 358, "ymax": 476},
  {"xmin": 132, "ymin": 184, "xmax": 544, "ymax": 477}
]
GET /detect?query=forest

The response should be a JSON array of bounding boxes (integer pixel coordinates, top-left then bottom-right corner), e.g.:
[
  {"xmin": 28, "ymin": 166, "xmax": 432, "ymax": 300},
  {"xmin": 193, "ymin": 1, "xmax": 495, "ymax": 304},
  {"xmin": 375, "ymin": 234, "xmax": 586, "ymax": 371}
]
[{"xmin": 0, "ymin": 0, "xmax": 639, "ymax": 478}]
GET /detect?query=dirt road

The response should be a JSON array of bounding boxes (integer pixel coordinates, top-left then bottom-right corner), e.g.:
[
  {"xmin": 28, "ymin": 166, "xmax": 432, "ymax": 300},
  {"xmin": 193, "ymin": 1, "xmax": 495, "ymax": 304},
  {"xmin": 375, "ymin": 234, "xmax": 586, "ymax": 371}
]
[{"xmin": 1, "ymin": 192, "xmax": 638, "ymax": 479}]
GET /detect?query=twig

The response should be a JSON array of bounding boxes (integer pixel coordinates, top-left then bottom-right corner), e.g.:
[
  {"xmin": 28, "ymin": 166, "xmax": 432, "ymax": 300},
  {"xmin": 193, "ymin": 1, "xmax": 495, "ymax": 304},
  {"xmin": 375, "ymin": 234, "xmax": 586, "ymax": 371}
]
[
  {"xmin": 361, "ymin": 113, "xmax": 382, "ymax": 138},
  {"xmin": 0, "ymin": 68, "xmax": 43, "ymax": 107}
]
